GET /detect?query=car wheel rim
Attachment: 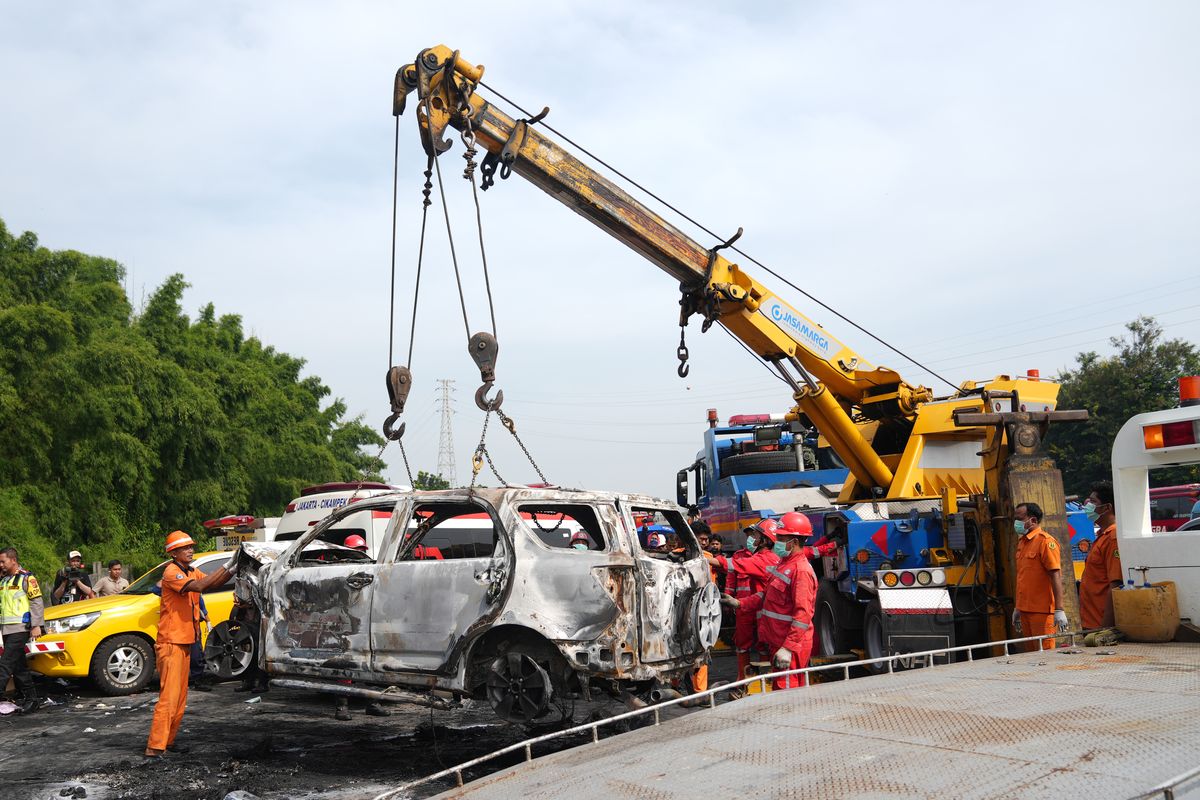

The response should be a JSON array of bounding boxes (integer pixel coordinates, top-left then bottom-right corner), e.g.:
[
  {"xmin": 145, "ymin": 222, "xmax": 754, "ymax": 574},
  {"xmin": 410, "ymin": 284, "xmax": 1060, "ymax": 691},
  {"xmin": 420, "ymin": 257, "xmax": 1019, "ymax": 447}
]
[
  {"xmin": 206, "ymin": 623, "xmax": 255, "ymax": 678},
  {"xmin": 695, "ymin": 583, "xmax": 722, "ymax": 649},
  {"xmin": 107, "ymin": 646, "xmax": 144, "ymax": 686},
  {"xmin": 485, "ymin": 652, "xmax": 552, "ymax": 722}
]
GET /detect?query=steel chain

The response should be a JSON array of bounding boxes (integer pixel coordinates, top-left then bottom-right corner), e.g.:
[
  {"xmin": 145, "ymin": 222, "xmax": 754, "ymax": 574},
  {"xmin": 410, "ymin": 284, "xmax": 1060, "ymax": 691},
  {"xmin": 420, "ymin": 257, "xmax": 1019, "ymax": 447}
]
[
  {"xmin": 469, "ymin": 410, "xmax": 494, "ymax": 488},
  {"xmin": 496, "ymin": 409, "xmax": 548, "ymax": 484}
]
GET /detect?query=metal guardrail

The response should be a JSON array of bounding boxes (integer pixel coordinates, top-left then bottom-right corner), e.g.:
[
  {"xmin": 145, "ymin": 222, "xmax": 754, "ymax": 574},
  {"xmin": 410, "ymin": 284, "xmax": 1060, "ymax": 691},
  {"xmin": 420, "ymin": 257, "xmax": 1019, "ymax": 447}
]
[
  {"xmin": 373, "ymin": 631, "xmax": 1078, "ymax": 800},
  {"xmin": 1130, "ymin": 763, "xmax": 1200, "ymax": 800}
]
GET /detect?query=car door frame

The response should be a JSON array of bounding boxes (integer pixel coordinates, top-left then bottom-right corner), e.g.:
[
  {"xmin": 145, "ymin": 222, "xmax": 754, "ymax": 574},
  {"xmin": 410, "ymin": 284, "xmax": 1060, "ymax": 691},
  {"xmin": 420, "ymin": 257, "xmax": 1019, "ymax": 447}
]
[{"xmin": 261, "ymin": 498, "xmax": 402, "ymax": 678}]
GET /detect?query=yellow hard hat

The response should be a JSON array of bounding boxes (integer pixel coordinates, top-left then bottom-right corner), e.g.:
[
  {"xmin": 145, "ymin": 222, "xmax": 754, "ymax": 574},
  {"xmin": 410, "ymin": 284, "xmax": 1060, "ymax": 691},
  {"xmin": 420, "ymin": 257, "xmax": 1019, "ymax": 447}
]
[{"xmin": 165, "ymin": 530, "xmax": 195, "ymax": 552}]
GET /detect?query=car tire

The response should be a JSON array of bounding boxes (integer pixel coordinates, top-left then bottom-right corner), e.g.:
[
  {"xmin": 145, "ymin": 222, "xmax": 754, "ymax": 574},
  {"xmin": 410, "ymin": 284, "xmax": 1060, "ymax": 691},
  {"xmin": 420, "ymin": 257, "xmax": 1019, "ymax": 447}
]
[
  {"xmin": 204, "ymin": 620, "xmax": 256, "ymax": 680},
  {"xmin": 91, "ymin": 634, "xmax": 155, "ymax": 696},
  {"xmin": 814, "ymin": 579, "xmax": 861, "ymax": 657},
  {"xmin": 720, "ymin": 451, "xmax": 802, "ymax": 476}
]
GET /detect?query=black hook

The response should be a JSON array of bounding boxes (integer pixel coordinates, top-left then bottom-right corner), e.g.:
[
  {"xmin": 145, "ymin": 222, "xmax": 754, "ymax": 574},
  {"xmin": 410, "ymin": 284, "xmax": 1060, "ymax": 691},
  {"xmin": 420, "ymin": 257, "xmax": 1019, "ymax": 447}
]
[{"xmin": 475, "ymin": 381, "xmax": 504, "ymax": 411}]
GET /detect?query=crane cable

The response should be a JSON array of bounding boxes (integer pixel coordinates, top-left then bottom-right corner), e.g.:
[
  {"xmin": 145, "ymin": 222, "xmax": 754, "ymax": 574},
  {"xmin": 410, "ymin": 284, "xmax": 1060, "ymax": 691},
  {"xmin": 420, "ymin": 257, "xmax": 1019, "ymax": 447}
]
[
  {"xmin": 478, "ymin": 79, "xmax": 960, "ymax": 394},
  {"xmin": 403, "ymin": 76, "xmax": 548, "ymax": 488}
]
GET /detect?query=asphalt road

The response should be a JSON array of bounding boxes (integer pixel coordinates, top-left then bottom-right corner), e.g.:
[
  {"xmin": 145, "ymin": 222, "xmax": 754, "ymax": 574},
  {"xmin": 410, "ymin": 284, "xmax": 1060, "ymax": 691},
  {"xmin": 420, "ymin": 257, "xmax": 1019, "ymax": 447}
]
[{"xmin": 3, "ymin": 650, "xmax": 739, "ymax": 800}]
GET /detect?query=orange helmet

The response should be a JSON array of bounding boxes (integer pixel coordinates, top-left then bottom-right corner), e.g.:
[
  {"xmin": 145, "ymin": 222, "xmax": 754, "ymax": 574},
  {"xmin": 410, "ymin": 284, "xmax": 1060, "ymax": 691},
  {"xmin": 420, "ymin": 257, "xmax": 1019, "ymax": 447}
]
[
  {"xmin": 343, "ymin": 534, "xmax": 368, "ymax": 551},
  {"xmin": 165, "ymin": 530, "xmax": 195, "ymax": 552},
  {"xmin": 778, "ymin": 512, "xmax": 813, "ymax": 538},
  {"xmin": 748, "ymin": 518, "xmax": 779, "ymax": 543}
]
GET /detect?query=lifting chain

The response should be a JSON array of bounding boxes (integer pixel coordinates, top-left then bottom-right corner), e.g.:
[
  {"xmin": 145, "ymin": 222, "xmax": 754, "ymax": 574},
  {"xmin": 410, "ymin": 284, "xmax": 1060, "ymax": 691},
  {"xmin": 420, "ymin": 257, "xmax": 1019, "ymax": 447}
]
[{"xmin": 674, "ymin": 227, "xmax": 744, "ymax": 379}]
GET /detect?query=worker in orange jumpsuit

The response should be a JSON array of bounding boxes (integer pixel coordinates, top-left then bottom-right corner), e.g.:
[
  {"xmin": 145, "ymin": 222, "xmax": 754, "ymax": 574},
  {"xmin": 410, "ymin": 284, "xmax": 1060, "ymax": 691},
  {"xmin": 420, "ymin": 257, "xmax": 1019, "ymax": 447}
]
[
  {"xmin": 1079, "ymin": 481, "xmax": 1123, "ymax": 629},
  {"xmin": 755, "ymin": 515, "xmax": 819, "ymax": 689},
  {"xmin": 705, "ymin": 519, "xmax": 780, "ymax": 680},
  {"xmin": 1012, "ymin": 502, "xmax": 1069, "ymax": 652},
  {"xmin": 145, "ymin": 531, "xmax": 235, "ymax": 757}
]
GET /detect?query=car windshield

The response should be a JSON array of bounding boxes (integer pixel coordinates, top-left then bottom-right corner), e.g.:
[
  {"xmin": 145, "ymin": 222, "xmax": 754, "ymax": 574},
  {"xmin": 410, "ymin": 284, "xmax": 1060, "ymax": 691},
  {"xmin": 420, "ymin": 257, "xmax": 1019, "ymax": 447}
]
[{"xmin": 125, "ymin": 562, "xmax": 169, "ymax": 595}]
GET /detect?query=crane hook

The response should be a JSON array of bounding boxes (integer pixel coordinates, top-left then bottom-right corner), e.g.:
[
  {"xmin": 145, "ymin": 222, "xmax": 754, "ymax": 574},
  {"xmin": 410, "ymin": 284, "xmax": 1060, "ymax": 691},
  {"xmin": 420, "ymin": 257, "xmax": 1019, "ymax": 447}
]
[
  {"xmin": 475, "ymin": 381, "xmax": 504, "ymax": 411},
  {"xmin": 382, "ymin": 366, "xmax": 413, "ymax": 440}
]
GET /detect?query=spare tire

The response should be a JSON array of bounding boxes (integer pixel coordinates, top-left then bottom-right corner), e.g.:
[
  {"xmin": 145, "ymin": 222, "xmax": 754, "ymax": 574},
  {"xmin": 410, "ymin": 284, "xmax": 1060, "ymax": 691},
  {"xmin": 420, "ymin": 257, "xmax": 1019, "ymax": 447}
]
[{"xmin": 720, "ymin": 451, "xmax": 800, "ymax": 476}]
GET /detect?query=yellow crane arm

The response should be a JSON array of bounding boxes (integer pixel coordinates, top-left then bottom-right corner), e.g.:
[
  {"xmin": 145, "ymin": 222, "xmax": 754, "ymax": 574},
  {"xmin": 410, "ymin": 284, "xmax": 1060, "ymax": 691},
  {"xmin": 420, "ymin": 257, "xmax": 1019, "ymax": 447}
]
[{"xmin": 394, "ymin": 46, "xmax": 935, "ymax": 495}]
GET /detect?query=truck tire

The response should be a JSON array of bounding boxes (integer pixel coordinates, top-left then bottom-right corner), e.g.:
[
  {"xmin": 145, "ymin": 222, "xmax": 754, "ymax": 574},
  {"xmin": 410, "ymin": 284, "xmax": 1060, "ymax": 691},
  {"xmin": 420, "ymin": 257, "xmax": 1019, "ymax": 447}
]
[
  {"xmin": 813, "ymin": 580, "xmax": 861, "ymax": 657},
  {"xmin": 862, "ymin": 599, "xmax": 888, "ymax": 674},
  {"xmin": 720, "ymin": 451, "xmax": 800, "ymax": 477},
  {"xmin": 91, "ymin": 634, "xmax": 155, "ymax": 696}
]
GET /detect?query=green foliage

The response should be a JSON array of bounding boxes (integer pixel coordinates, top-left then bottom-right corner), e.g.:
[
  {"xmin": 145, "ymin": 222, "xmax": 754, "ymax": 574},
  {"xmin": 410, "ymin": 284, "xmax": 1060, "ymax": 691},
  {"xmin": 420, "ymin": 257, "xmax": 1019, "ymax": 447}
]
[
  {"xmin": 413, "ymin": 470, "xmax": 450, "ymax": 490},
  {"xmin": 1047, "ymin": 316, "xmax": 1200, "ymax": 495},
  {"xmin": 0, "ymin": 218, "xmax": 384, "ymax": 587}
]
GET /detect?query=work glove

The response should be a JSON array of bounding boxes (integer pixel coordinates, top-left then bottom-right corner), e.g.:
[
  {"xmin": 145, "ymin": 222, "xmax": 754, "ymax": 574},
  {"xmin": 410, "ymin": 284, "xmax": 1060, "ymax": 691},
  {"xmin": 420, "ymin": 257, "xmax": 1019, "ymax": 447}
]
[
  {"xmin": 719, "ymin": 593, "xmax": 740, "ymax": 610},
  {"xmin": 224, "ymin": 556, "xmax": 240, "ymax": 576},
  {"xmin": 773, "ymin": 647, "xmax": 792, "ymax": 670},
  {"xmin": 1054, "ymin": 609, "xmax": 1069, "ymax": 631},
  {"xmin": 1012, "ymin": 609, "xmax": 1022, "ymax": 634}
]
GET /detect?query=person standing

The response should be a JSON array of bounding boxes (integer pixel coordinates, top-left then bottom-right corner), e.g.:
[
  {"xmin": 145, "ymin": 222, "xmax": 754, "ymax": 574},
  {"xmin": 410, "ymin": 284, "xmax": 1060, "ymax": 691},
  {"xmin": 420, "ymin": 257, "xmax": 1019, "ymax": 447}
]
[
  {"xmin": 51, "ymin": 550, "xmax": 95, "ymax": 604},
  {"xmin": 705, "ymin": 519, "xmax": 781, "ymax": 680},
  {"xmin": 93, "ymin": 560, "xmax": 129, "ymax": 596},
  {"xmin": 1012, "ymin": 502, "xmax": 1069, "ymax": 650},
  {"xmin": 0, "ymin": 547, "xmax": 45, "ymax": 713},
  {"xmin": 144, "ymin": 531, "xmax": 235, "ymax": 758},
  {"xmin": 757, "ymin": 517, "xmax": 818, "ymax": 689},
  {"xmin": 1079, "ymin": 481, "xmax": 1123, "ymax": 629}
]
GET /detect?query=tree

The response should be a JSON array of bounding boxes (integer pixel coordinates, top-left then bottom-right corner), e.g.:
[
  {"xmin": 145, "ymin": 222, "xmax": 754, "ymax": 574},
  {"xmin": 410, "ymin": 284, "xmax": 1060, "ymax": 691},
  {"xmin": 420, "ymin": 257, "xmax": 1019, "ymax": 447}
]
[
  {"xmin": 0, "ymin": 219, "xmax": 386, "ymax": 584},
  {"xmin": 1046, "ymin": 316, "xmax": 1200, "ymax": 495},
  {"xmin": 413, "ymin": 470, "xmax": 450, "ymax": 490}
]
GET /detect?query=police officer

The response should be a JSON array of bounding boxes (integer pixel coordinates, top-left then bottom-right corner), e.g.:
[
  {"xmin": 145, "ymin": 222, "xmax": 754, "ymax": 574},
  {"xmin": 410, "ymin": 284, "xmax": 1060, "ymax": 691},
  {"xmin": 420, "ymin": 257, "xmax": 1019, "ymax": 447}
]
[{"xmin": 0, "ymin": 546, "xmax": 45, "ymax": 713}]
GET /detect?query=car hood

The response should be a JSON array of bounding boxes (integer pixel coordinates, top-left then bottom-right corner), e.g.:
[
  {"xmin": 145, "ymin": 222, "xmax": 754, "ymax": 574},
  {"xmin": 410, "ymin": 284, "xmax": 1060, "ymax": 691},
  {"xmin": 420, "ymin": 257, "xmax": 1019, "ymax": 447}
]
[{"xmin": 43, "ymin": 592, "xmax": 149, "ymax": 620}]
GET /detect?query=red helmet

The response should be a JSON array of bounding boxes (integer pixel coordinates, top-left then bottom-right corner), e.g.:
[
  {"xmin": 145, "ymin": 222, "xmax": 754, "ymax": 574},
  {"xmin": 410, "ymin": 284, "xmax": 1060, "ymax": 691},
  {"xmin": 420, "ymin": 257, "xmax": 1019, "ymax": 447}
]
[
  {"xmin": 748, "ymin": 518, "xmax": 779, "ymax": 543},
  {"xmin": 569, "ymin": 531, "xmax": 590, "ymax": 546},
  {"xmin": 778, "ymin": 512, "xmax": 813, "ymax": 538},
  {"xmin": 343, "ymin": 534, "xmax": 368, "ymax": 551}
]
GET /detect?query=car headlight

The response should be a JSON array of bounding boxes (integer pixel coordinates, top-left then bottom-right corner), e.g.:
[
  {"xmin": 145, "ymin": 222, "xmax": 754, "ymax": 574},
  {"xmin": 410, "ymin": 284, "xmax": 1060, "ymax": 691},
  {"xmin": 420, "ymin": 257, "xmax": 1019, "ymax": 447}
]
[{"xmin": 44, "ymin": 611, "xmax": 101, "ymax": 634}]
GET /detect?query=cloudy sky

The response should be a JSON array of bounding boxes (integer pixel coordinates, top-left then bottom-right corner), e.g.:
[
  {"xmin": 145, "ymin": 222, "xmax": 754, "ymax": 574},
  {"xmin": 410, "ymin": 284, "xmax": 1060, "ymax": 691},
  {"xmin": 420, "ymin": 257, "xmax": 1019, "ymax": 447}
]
[{"xmin": 3, "ymin": 1, "xmax": 1198, "ymax": 499}]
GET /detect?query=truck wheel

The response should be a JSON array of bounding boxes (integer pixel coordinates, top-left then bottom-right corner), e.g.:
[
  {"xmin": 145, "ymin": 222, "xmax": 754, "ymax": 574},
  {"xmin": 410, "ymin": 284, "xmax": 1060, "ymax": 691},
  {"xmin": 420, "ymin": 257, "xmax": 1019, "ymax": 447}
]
[
  {"xmin": 814, "ymin": 580, "xmax": 860, "ymax": 657},
  {"xmin": 862, "ymin": 600, "xmax": 888, "ymax": 674},
  {"xmin": 90, "ymin": 634, "xmax": 155, "ymax": 696},
  {"xmin": 720, "ymin": 451, "xmax": 802, "ymax": 476},
  {"xmin": 204, "ymin": 620, "xmax": 256, "ymax": 680}
]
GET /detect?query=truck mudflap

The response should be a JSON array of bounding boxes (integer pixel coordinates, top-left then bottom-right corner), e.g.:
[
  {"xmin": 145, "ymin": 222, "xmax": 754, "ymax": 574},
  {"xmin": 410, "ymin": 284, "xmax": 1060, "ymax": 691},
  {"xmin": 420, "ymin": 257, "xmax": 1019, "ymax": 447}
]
[{"xmin": 876, "ymin": 586, "xmax": 956, "ymax": 665}]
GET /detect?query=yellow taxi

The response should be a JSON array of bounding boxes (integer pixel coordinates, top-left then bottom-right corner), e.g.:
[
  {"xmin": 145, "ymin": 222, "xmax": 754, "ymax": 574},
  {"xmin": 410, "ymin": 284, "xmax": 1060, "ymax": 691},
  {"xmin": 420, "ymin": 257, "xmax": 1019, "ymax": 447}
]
[{"xmin": 29, "ymin": 551, "xmax": 254, "ymax": 695}]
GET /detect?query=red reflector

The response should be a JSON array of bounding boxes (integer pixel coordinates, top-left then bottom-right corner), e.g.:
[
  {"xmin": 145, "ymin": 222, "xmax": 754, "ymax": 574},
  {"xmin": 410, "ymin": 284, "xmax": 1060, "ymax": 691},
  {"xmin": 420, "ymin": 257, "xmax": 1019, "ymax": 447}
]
[
  {"xmin": 285, "ymin": 504, "xmax": 296, "ymax": 513},
  {"xmin": 1162, "ymin": 420, "xmax": 1198, "ymax": 448},
  {"xmin": 899, "ymin": 571, "xmax": 916, "ymax": 586}
]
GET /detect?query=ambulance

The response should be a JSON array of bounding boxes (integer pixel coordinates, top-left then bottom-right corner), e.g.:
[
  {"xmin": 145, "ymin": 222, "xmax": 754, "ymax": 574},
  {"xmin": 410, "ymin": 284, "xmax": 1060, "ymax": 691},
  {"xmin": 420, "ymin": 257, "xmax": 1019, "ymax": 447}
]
[{"xmin": 270, "ymin": 481, "xmax": 405, "ymax": 557}]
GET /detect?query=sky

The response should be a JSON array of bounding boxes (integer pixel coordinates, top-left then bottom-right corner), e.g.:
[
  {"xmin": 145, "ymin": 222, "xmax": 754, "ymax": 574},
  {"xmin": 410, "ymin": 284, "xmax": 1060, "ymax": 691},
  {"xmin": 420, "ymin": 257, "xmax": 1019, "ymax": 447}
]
[{"xmin": 3, "ymin": 1, "xmax": 1198, "ymax": 499}]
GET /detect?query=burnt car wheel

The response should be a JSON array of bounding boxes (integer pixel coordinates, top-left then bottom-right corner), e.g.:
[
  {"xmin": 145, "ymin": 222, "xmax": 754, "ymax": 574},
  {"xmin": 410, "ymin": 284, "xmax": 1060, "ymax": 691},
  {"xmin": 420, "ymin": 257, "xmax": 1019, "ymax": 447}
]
[
  {"xmin": 486, "ymin": 649, "xmax": 554, "ymax": 722},
  {"xmin": 694, "ymin": 582, "xmax": 722, "ymax": 649},
  {"xmin": 204, "ymin": 620, "xmax": 256, "ymax": 680}
]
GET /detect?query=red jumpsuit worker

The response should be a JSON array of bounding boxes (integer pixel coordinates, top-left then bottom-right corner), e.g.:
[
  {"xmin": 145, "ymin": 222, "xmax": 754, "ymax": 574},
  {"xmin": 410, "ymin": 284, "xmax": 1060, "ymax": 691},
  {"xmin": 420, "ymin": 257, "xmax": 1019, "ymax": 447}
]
[
  {"xmin": 706, "ymin": 519, "xmax": 780, "ymax": 680},
  {"xmin": 145, "ymin": 531, "xmax": 235, "ymax": 757},
  {"xmin": 755, "ymin": 515, "xmax": 819, "ymax": 689}
]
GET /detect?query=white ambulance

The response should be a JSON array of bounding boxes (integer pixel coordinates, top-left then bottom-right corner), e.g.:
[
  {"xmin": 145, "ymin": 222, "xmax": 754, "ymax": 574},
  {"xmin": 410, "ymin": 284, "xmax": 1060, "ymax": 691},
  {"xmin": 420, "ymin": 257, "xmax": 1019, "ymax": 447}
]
[{"xmin": 269, "ymin": 481, "xmax": 407, "ymax": 557}]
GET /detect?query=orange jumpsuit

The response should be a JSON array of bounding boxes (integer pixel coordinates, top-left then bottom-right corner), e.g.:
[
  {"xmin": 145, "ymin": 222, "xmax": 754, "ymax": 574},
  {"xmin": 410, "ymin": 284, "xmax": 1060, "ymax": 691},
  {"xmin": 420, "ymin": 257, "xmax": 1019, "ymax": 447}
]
[
  {"xmin": 1015, "ymin": 526, "xmax": 1061, "ymax": 651},
  {"xmin": 1079, "ymin": 524, "xmax": 1122, "ymax": 629},
  {"xmin": 146, "ymin": 560, "xmax": 202, "ymax": 753}
]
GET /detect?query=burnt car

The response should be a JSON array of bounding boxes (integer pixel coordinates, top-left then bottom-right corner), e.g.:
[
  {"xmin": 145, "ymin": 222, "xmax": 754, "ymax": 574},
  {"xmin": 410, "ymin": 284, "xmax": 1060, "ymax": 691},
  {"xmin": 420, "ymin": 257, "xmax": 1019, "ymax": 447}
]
[{"xmin": 235, "ymin": 487, "xmax": 719, "ymax": 722}]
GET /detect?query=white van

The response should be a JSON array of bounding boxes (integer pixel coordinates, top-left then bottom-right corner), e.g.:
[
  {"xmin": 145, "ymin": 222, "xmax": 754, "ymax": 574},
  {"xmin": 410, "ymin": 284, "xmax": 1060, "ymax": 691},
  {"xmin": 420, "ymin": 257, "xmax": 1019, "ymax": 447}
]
[{"xmin": 270, "ymin": 482, "xmax": 406, "ymax": 556}]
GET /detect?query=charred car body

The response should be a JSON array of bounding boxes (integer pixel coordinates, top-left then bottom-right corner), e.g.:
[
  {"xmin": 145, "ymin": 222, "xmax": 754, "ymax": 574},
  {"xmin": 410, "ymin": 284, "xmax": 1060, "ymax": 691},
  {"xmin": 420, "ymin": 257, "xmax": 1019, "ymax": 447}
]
[{"xmin": 234, "ymin": 487, "xmax": 720, "ymax": 722}]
